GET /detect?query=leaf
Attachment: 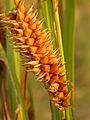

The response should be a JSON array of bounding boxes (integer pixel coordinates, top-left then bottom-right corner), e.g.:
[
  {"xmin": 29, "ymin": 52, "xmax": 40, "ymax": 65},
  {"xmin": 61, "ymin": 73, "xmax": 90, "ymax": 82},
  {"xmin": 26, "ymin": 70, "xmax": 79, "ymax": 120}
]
[
  {"xmin": 64, "ymin": 0, "xmax": 75, "ymax": 119},
  {"xmin": 0, "ymin": 43, "xmax": 29, "ymax": 120}
]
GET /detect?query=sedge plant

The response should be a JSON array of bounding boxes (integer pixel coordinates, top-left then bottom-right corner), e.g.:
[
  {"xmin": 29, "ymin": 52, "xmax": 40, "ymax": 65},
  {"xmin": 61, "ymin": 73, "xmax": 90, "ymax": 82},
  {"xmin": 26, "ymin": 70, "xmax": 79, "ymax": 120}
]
[{"xmin": 0, "ymin": 0, "xmax": 75, "ymax": 120}]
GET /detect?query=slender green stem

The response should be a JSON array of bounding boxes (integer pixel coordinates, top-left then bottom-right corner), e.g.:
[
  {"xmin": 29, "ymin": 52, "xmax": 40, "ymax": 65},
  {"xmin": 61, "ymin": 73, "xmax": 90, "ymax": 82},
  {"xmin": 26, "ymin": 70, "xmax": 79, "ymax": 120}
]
[
  {"xmin": 45, "ymin": 0, "xmax": 57, "ymax": 49},
  {"xmin": 27, "ymin": 74, "xmax": 35, "ymax": 120},
  {"xmin": 58, "ymin": 0, "xmax": 63, "ymax": 40},
  {"xmin": 21, "ymin": 66, "xmax": 35, "ymax": 120},
  {"xmin": 3, "ymin": 0, "xmax": 18, "ymax": 118},
  {"xmin": 5, "ymin": 0, "xmax": 20, "ymax": 118},
  {"xmin": 9, "ymin": 0, "xmax": 20, "ymax": 82},
  {"xmin": 52, "ymin": 0, "xmax": 64, "ymax": 63},
  {"xmin": 52, "ymin": 0, "xmax": 68, "ymax": 119},
  {"xmin": 44, "ymin": 1, "xmax": 51, "ymax": 30},
  {"xmin": 64, "ymin": 0, "xmax": 75, "ymax": 120},
  {"xmin": 13, "ymin": 52, "xmax": 20, "ymax": 83}
]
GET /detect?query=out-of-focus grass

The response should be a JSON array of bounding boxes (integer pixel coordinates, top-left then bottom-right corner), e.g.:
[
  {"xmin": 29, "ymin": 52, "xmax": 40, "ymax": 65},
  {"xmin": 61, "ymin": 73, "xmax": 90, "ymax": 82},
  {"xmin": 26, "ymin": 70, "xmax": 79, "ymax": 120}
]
[
  {"xmin": 75, "ymin": 0, "xmax": 90, "ymax": 120},
  {"xmin": 28, "ymin": 72, "xmax": 51, "ymax": 120}
]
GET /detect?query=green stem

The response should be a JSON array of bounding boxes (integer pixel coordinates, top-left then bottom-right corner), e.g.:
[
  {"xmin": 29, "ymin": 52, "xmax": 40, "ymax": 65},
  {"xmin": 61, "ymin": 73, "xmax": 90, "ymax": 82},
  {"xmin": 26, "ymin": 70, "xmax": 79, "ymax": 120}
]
[
  {"xmin": 52, "ymin": 0, "xmax": 68, "ymax": 119},
  {"xmin": 38, "ymin": 1, "xmax": 57, "ymax": 119},
  {"xmin": 5, "ymin": 0, "xmax": 20, "ymax": 118},
  {"xmin": 21, "ymin": 66, "xmax": 35, "ymax": 120},
  {"xmin": 27, "ymin": 74, "xmax": 35, "ymax": 120},
  {"xmin": 45, "ymin": 0, "xmax": 57, "ymax": 49},
  {"xmin": 9, "ymin": 0, "xmax": 20, "ymax": 82},
  {"xmin": 52, "ymin": 0, "xmax": 64, "ymax": 63},
  {"xmin": 64, "ymin": 0, "xmax": 75, "ymax": 120},
  {"xmin": 44, "ymin": 1, "xmax": 51, "ymax": 30}
]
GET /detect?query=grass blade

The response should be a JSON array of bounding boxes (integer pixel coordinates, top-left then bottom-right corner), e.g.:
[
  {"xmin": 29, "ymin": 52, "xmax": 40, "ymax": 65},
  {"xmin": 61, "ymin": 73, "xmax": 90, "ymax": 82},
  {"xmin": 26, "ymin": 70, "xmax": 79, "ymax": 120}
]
[
  {"xmin": 0, "ymin": 43, "xmax": 29, "ymax": 120},
  {"xmin": 52, "ymin": 0, "xmax": 64, "ymax": 63},
  {"xmin": 52, "ymin": 0, "xmax": 68, "ymax": 119},
  {"xmin": 64, "ymin": 0, "xmax": 76, "ymax": 119},
  {"xmin": 5, "ymin": 0, "xmax": 19, "ymax": 118},
  {"xmin": 27, "ymin": 74, "xmax": 35, "ymax": 120}
]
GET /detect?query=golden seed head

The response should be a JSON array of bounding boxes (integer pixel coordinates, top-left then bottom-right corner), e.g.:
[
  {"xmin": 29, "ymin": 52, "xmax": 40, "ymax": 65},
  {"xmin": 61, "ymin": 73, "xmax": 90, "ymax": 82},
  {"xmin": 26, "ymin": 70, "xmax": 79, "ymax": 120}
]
[{"xmin": 0, "ymin": 0, "xmax": 71, "ymax": 111}]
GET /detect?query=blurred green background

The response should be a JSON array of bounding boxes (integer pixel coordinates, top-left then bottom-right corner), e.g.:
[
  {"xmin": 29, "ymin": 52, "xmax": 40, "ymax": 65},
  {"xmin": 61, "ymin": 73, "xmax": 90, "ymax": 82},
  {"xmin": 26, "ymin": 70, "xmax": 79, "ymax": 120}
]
[{"xmin": 75, "ymin": 0, "xmax": 90, "ymax": 120}]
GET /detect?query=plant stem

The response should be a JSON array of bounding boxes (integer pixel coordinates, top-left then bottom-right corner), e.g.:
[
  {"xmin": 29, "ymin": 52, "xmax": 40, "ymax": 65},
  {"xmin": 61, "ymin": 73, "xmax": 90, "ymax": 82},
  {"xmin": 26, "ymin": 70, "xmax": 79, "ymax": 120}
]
[
  {"xmin": 52, "ymin": 0, "xmax": 64, "ymax": 63},
  {"xmin": 21, "ymin": 66, "xmax": 27, "ymax": 99},
  {"xmin": 5, "ymin": 0, "xmax": 19, "ymax": 118},
  {"xmin": 0, "ymin": 43, "xmax": 29, "ymax": 120},
  {"xmin": 52, "ymin": 0, "xmax": 68, "ymax": 119},
  {"xmin": 58, "ymin": 0, "xmax": 63, "ymax": 40},
  {"xmin": 64, "ymin": 0, "xmax": 75, "ymax": 120},
  {"xmin": 9, "ymin": 0, "xmax": 20, "ymax": 82},
  {"xmin": 27, "ymin": 74, "xmax": 35, "ymax": 120}
]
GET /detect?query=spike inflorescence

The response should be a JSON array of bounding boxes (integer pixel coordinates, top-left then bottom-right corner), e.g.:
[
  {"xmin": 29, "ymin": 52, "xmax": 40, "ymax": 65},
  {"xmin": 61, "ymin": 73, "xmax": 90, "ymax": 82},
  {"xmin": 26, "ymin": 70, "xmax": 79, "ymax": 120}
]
[{"xmin": 0, "ymin": 0, "xmax": 71, "ymax": 111}]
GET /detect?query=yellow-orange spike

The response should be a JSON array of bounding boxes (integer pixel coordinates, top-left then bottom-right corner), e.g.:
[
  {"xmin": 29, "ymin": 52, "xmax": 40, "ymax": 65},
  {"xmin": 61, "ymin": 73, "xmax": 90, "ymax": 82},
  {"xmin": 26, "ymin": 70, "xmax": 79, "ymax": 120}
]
[
  {"xmin": 20, "ymin": 22, "xmax": 28, "ymax": 29},
  {"xmin": 31, "ymin": 68, "xmax": 41, "ymax": 73},
  {"xmin": 16, "ymin": 9, "xmax": 24, "ymax": 22},
  {"xmin": 24, "ymin": 61, "xmax": 39, "ymax": 66},
  {"xmin": 42, "ymin": 65, "xmax": 50, "ymax": 72},
  {"xmin": 15, "ymin": 0, "xmax": 22, "ymax": 7},
  {"xmin": 38, "ymin": 72, "xmax": 46, "ymax": 80},
  {"xmin": 49, "ymin": 83, "xmax": 59, "ymax": 93},
  {"xmin": 29, "ymin": 22, "xmax": 37, "ymax": 30},
  {"xmin": 40, "ymin": 56, "xmax": 48, "ymax": 64},
  {"xmin": 26, "ymin": 38, "xmax": 35, "ymax": 46},
  {"xmin": 0, "ymin": 0, "xmax": 71, "ymax": 111},
  {"xmin": 26, "ymin": 5, "xmax": 33, "ymax": 15},
  {"xmin": 29, "ymin": 46, "xmax": 37, "ymax": 54},
  {"xmin": 19, "ymin": 2, "xmax": 25, "ymax": 13},
  {"xmin": 24, "ymin": 28, "xmax": 32, "ymax": 37}
]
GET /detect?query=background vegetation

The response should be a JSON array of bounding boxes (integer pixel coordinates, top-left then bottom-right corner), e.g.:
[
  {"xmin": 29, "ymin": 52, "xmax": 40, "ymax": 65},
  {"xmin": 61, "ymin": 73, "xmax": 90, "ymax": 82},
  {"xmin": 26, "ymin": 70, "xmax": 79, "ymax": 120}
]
[{"xmin": 75, "ymin": 0, "xmax": 90, "ymax": 119}]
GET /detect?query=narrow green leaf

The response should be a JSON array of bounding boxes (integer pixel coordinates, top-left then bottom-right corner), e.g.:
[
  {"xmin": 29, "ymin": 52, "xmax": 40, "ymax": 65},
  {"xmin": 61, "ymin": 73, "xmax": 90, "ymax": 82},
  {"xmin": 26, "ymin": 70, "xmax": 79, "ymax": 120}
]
[
  {"xmin": 52, "ymin": 0, "xmax": 64, "ymax": 63},
  {"xmin": 0, "ymin": 43, "xmax": 29, "ymax": 120},
  {"xmin": 5, "ymin": 0, "xmax": 19, "ymax": 118},
  {"xmin": 52, "ymin": 0, "xmax": 67, "ymax": 119},
  {"xmin": 8, "ymin": 0, "xmax": 20, "ymax": 82},
  {"xmin": 64, "ymin": 0, "xmax": 75, "ymax": 119},
  {"xmin": 27, "ymin": 74, "xmax": 35, "ymax": 120}
]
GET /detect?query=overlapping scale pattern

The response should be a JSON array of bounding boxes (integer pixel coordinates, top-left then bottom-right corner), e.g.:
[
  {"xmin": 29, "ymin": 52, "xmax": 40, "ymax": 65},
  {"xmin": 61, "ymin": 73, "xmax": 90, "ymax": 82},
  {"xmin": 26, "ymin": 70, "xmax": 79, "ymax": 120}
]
[{"xmin": 0, "ymin": 0, "xmax": 71, "ymax": 110}]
